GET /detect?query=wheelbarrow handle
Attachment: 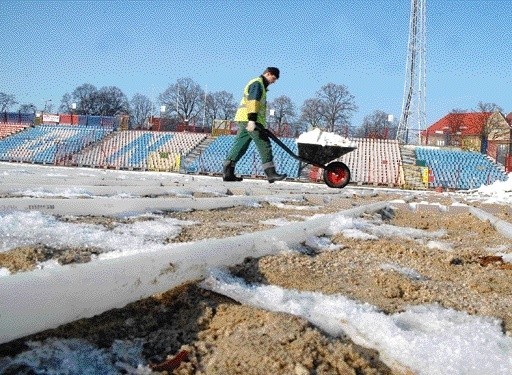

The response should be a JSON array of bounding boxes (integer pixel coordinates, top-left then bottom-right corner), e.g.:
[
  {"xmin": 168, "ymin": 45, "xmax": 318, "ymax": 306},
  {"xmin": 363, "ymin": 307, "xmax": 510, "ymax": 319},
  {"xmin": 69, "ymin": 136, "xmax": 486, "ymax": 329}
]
[{"xmin": 260, "ymin": 127, "xmax": 302, "ymax": 161}]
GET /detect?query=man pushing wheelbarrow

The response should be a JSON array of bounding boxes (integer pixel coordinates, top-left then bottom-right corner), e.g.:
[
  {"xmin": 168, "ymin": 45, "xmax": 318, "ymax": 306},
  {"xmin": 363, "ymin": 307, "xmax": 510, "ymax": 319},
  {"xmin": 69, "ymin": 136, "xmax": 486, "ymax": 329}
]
[{"xmin": 223, "ymin": 66, "xmax": 356, "ymax": 188}]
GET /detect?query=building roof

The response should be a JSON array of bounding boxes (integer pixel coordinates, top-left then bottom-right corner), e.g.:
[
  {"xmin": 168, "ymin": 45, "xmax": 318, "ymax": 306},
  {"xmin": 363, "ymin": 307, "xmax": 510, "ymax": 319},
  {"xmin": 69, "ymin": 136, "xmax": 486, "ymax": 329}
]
[{"xmin": 423, "ymin": 112, "xmax": 492, "ymax": 136}]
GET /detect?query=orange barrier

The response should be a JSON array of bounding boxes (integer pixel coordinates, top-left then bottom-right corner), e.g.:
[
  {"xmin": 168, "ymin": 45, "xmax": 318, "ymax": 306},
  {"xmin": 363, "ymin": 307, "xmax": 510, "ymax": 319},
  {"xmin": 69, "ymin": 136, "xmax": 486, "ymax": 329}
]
[{"xmin": 59, "ymin": 114, "xmax": 72, "ymax": 124}]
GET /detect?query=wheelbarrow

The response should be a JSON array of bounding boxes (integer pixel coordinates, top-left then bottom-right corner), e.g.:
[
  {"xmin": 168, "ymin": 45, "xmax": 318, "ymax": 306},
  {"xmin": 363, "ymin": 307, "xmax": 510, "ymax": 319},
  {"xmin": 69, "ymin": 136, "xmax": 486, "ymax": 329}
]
[{"xmin": 262, "ymin": 128, "xmax": 356, "ymax": 188}]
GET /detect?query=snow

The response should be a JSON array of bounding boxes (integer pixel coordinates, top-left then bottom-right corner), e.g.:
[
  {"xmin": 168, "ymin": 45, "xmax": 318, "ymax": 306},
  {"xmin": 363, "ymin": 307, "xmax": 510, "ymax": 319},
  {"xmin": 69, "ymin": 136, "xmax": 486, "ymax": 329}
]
[
  {"xmin": 463, "ymin": 177, "xmax": 512, "ymax": 205},
  {"xmin": 379, "ymin": 263, "xmax": 426, "ymax": 281},
  {"xmin": 0, "ymin": 161, "xmax": 511, "ymax": 374},
  {"xmin": 304, "ymin": 235, "xmax": 344, "ymax": 252},
  {"xmin": 326, "ymin": 215, "xmax": 447, "ymax": 240},
  {"xmin": 0, "ymin": 210, "xmax": 194, "ymax": 258},
  {"xmin": 426, "ymin": 240, "xmax": 453, "ymax": 252},
  {"xmin": 202, "ymin": 269, "xmax": 512, "ymax": 375},
  {"xmin": 296, "ymin": 127, "xmax": 357, "ymax": 148},
  {"xmin": 0, "ymin": 338, "xmax": 150, "ymax": 375}
]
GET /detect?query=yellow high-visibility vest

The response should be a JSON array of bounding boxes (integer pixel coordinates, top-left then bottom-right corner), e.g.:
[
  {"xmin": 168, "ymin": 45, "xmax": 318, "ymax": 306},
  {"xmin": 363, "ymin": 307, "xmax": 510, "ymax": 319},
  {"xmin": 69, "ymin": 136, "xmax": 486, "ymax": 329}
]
[{"xmin": 234, "ymin": 77, "xmax": 267, "ymax": 126}]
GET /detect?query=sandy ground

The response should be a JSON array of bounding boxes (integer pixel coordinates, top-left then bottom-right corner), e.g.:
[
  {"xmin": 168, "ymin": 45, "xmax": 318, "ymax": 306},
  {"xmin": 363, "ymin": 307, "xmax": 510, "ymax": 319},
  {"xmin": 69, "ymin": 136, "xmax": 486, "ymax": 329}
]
[{"xmin": 1, "ymin": 190, "xmax": 512, "ymax": 374}]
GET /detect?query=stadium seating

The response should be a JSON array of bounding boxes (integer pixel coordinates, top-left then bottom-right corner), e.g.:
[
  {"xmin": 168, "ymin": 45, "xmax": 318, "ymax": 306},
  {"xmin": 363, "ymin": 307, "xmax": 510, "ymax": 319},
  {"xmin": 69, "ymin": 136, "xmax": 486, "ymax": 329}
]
[
  {"xmin": 337, "ymin": 138, "xmax": 401, "ymax": 186},
  {"xmin": 0, "ymin": 120, "xmax": 507, "ymax": 191},
  {"xmin": 76, "ymin": 131, "xmax": 207, "ymax": 170},
  {"xmin": 186, "ymin": 135, "xmax": 301, "ymax": 178},
  {"xmin": 415, "ymin": 147, "xmax": 507, "ymax": 189},
  {"xmin": 0, "ymin": 124, "xmax": 29, "ymax": 139},
  {"xmin": 0, "ymin": 125, "xmax": 112, "ymax": 164}
]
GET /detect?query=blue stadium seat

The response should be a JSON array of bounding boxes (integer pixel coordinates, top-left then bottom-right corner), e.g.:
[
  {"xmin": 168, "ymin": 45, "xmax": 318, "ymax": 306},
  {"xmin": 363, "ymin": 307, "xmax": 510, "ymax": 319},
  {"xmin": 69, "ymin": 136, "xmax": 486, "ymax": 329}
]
[{"xmin": 415, "ymin": 147, "xmax": 507, "ymax": 189}]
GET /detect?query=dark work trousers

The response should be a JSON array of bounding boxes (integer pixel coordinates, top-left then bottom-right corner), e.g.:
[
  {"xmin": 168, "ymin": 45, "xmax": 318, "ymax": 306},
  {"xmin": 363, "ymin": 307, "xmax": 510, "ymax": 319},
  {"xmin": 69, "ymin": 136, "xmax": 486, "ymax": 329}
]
[{"xmin": 226, "ymin": 122, "xmax": 274, "ymax": 167}]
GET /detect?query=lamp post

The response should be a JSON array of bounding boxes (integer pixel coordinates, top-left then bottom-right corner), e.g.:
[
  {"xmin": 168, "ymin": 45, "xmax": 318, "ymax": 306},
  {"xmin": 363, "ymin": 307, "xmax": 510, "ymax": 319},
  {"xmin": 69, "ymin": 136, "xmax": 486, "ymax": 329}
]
[
  {"xmin": 71, "ymin": 103, "xmax": 76, "ymax": 125},
  {"xmin": 387, "ymin": 114, "xmax": 394, "ymax": 140},
  {"xmin": 176, "ymin": 84, "xmax": 179, "ymax": 122},
  {"xmin": 269, "ymin": 108, "xmax": 275, "ymax": 134},
  {"xmin": 41, "ymin": 99, "xmax": 51, "ymax": 124},
  {"xmin": 202, "ymin": 85, "xmax": 207, "ymax": 130},
  {"xmin": 160, "ymin": 105, "xmax": 166, "ymax": 132},
  {"xmin": 43, "ymin": 99, "xmax": 52, "ymax": 113}
]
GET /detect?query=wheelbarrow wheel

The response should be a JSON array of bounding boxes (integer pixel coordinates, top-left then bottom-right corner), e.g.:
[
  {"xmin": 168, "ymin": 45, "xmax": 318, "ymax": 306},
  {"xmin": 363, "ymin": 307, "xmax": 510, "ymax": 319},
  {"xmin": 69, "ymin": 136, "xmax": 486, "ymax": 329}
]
[{"xmin": 323, "ymin": 161, "xmax": 350, "ymax": 188}]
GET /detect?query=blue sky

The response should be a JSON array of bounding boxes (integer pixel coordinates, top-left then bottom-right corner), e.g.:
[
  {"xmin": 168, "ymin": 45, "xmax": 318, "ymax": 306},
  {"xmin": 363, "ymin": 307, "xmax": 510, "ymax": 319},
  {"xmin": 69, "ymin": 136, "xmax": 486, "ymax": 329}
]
[{"xmin": 1, "ymin": 0, "xmax": 511, "ymax": 128}]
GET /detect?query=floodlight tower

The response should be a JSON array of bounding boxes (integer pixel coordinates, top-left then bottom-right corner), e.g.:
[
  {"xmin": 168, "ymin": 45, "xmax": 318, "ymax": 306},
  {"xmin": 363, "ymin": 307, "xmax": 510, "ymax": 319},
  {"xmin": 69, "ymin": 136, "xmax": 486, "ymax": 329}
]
[{"xmin": 397, "ymin": 0, "xmax": 427, "ymax": 144}]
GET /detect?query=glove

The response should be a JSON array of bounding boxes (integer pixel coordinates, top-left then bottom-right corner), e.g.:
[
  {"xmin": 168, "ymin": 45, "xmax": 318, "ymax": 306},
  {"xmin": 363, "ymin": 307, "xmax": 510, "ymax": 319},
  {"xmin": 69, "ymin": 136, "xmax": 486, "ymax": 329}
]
[{"xmin": 246, "ymin": 120, "xmax": 256, "ymax": 132}]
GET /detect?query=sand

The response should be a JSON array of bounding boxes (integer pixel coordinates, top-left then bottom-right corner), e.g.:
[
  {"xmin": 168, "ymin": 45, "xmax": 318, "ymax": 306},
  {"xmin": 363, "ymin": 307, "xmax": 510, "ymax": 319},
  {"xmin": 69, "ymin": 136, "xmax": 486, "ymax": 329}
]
[{"xmin": 1, "ymin": 191, "xmax": 511, "ymax": 374}]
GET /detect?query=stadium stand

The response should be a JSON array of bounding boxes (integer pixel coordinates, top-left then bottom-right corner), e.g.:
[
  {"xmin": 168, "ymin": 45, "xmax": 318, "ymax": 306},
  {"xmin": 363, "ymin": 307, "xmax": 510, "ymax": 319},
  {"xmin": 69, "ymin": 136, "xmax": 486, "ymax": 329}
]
[
  {"xmin": 0, "ymin": 114, "xmax": 508, "ymax": 190},
  {"xmin": 185, "ymin": 135, "xmax": 301, "ymax": 178},
  {"xmin": 0, "ymin": 125, "xmax": 112, "ymax": 164},
  {"xmin": 0, "ymin": 124, "xmax": 29, "ymax": 139},
  {"xmin": 75, "ymin": 131, "xmax": 207, "ymax": 170},
  {"xmin": 415, "ymin": 147, "xmax": 508, "ymax": 190},
  {"xmin": 340, "ymin": 138, "xmax": 402, "ymax": 186}
]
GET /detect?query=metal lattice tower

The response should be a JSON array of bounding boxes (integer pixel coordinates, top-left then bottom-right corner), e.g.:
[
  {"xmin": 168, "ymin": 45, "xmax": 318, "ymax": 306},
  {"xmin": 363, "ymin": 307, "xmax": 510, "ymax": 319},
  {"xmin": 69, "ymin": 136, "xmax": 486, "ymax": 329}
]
[{"xmin": 397, "ymin": 0, "xmax": 426, "ymax": 144}]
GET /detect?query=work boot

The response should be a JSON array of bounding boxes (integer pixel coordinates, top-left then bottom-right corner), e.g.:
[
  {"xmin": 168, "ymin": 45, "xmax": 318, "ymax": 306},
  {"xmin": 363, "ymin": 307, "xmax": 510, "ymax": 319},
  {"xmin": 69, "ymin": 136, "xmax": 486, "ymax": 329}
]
[
  {"xmin": 222, "ymin": 160, "xmax": 243, "ymax": 182},
  {"xmin": 264, "ymin": 167, "xmax": 287, "ymax": 183}
]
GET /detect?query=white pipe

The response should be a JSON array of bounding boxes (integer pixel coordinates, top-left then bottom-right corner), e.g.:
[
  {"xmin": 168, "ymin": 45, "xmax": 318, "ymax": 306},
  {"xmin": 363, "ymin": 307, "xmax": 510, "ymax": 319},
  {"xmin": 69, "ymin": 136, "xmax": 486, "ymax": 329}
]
[
  {"xmin": 0, "ymin": 201, "xmax": 389, "ymax": 344},
  {"xmin": 0, "ymin": 195, "xmax": 282, "ymax": 216},
  {"xmin": 468, "ymin": 206, "xmax": 512, "ymax": 240}
]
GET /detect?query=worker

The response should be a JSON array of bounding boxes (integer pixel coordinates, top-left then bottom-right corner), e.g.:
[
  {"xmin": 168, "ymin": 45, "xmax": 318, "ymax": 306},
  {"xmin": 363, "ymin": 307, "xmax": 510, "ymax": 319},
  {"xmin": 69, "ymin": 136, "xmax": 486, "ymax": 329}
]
[{"xmin": 223, "ymin": 67, "xmax": 287, "ymax": 183}]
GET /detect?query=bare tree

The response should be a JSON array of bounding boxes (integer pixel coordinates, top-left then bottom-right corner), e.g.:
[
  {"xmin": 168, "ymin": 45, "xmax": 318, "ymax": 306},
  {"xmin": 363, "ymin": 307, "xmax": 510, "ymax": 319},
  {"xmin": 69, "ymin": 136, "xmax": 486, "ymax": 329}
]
[
  {"xmin": 19, "ymin": 103, "xmax": 37, "ymax": 114},
  {"xmin": 69, "ymin": 83, "xmax": 98, "ymax": 115},
  {"xmin": 60, "ymin": 84, "xmax": 128, "ymax": 116},
  {"xmin": 475, "ymin": 101, "xmax": 503, "ymax": 113},
  {"xmin": 203, "ymin": 93, "xmax": 215, "ymax": 127},
  {"xmin": 300, "ymin": 98, "xmax": 324, "ymax": 130},
  {"xmin": 204, "ymin": 90, "xmax": 237, "ymax": 127},
  {"xmin": 59, "ymin": 93, "xmax": 74, "ymax": 113},
  {"xmin": 451, "ymin": 108, "xmax": 468, "ymax": 114},
  {"xmin": 213, "ymin": 91, "xmax": 237, "ymax": 120},
  {"xmin": 94, "ymin": 86, "xmax": 129, "ymax": 116},
  {"xmin": 159, "ymin": 78, "xmax": 204, "ymax": 124},
  {"xmin": 316, "ymin": 83, "xmax": 357, "ymax": 133},
  {"xmin": 485, "ymin": 112, "xmax": 510, "ymax": 143},
  {"xmin": 0, "ymin": 92, "xmax": 17, "ymax": 112},
  {"xmin": 356, "ymin": 110, "xmax": 395, "ymax": 139},
  {"xmin": 45, "ymin": 101, "xmax": 55, "ymax": 113},
  {"xmin": 268, "ymin": 95, "xmax": 296, "ymax": 135},
  {"xmin": 130, "ymin": 93, "xmax": 154, "ymax": 129}
]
